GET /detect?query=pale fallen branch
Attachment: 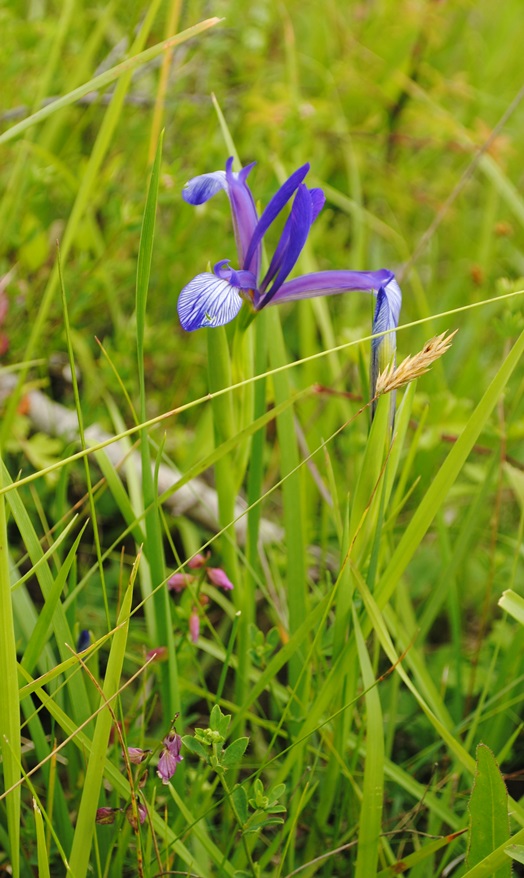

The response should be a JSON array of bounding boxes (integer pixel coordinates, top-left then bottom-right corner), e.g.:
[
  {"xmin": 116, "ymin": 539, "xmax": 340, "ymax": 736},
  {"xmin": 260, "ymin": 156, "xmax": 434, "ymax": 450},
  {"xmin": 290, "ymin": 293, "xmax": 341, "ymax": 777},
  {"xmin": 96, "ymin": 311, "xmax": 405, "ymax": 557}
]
[{"xmin": 0, "ymin": 374, "xmax": 282, "ymax": 544}]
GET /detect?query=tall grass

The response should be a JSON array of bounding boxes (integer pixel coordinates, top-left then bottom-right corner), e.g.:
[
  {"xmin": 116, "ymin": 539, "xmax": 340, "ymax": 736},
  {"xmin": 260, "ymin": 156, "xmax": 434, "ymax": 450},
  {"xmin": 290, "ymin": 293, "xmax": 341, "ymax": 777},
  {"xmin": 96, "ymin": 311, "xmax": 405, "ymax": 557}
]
[{"xmin": 1, "ymin": 1, "xmax": 524, "ymax": 876}]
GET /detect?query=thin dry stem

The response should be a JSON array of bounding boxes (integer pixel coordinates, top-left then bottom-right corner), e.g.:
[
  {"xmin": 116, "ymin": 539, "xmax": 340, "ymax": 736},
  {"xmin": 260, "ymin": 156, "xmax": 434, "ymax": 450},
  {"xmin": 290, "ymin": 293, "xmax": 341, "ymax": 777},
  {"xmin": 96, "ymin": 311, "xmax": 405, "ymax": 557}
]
[{"xmin": 376, "ymin": 329, "xmax": 458, "ymax": 396}]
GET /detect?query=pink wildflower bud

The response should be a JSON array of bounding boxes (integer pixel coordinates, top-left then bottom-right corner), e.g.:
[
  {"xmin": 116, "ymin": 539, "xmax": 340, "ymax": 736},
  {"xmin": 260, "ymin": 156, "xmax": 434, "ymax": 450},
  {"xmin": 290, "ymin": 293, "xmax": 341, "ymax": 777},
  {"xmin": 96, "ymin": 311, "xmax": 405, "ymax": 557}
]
[
  {"xmin": 188, "ymin": 552, "xmax": 210, "ymax": 569},
  {"xmin": 206, "ymin": 567, "xmax": 234, "ymax": 591},
  {"xmin": 146, "ymin": 646, "xmax": 168, "ymax": 663},
  {"xmin": 125, "ymin": 747, "xmax": 150, "ymax": 765},
  {"xmin": 189, "ymin": 609, "xmax": 200, "ymax": 643},
  {"xmin": 167, "ymin": 572, "xmax": 195, "ymax": 592},
  {"xmin": 125, "ymin": 800, "xmax": 147, "ymax": 829},
  {"xmin": 157, "ymin": 731, "xmax": 183, "ymax": 784},
  {"xmin": 96, "ymin": 807, "xmax": 119, "ymax": 825}
]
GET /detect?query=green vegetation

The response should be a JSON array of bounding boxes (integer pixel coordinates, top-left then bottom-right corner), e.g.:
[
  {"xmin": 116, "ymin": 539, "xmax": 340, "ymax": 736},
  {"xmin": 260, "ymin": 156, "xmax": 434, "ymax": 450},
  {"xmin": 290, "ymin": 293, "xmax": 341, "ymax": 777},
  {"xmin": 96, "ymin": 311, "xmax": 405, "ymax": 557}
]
[{"xmin": 1, "ymin": 1, "xmax": 524, "ymax": 875}]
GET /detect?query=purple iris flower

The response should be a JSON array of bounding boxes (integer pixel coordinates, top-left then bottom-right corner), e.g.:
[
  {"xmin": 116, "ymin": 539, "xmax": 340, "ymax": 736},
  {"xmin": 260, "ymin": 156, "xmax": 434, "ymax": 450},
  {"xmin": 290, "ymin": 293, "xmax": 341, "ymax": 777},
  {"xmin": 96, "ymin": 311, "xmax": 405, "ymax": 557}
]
[{"xmin": 177, "ymin": 158, "xmax": 401, "ymax": 388}]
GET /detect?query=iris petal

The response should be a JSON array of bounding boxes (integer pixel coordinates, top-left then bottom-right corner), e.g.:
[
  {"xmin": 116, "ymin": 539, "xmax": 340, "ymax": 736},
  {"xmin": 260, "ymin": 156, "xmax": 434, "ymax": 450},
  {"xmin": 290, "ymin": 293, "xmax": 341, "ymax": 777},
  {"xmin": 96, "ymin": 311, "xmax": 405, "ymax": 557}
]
[
  {"xmin": 261, "ymin": 184, "xmax": 314, "ymax": 304},
  {"xmin": 243, "ymin": 163, "xmax": 311, "ymax": 272},
  {"xmin": 182, "ymin": 171, "xmax": 227, "ymax": 205},
  {"xmin": 177, "ymin": 273, "xmax": 244, "ymax": 331},
  {"xmin": 225, "ymin": 158, "xmax": 259, "ymax": 274},
  {"xmin": 268, "ymin": 269, "xmax": 396, "ymax": 304}
]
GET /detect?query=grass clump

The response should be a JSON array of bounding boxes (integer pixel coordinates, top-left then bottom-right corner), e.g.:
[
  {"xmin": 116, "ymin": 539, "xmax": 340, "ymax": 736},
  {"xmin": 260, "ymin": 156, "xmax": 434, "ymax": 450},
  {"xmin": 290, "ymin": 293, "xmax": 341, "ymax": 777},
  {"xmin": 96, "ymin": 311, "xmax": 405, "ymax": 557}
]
[{"xmin": 1, "ymin": 2, "xmax": 524, "ymax": 877}]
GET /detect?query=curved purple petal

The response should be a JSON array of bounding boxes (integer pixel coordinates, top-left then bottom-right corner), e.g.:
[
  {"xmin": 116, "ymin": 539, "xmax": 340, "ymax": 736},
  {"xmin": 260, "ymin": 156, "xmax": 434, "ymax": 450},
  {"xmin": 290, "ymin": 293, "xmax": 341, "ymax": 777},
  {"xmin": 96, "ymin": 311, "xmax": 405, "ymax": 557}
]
[
  {"xmin": 255, "ymin": 184, "xmax": 326, "ymax": 309},
  {"xmin": 260, "ymin": 184, "xmax": 314, "ymax": 305},
  {"xmin": 243, "ymin": 163, "xmax": 311, "ymax": 274},
  {"xmin": 182, "ymin": 171, "xmax": 227, "ymax": 205},
  {"xmin": 213, "ymin": 259, "xmax": 257, "ymax": 290},
  {"xmin": 267, "ymin": 268, "xmax": 396, "ymax": 304},
  {"xmin": 372, "ymin": 277, "xmax": 402, "ymax": 344},
  {"xmin": 225, "ymin": 158, "xmax": 260, "ymax": 275},
  {"xmin": 177, "ymin": 273, "xmax": 244, "ymax": 331},
  {"xmin": 309, "ymin": 188, "xmax": 326, "ymax": 223}
]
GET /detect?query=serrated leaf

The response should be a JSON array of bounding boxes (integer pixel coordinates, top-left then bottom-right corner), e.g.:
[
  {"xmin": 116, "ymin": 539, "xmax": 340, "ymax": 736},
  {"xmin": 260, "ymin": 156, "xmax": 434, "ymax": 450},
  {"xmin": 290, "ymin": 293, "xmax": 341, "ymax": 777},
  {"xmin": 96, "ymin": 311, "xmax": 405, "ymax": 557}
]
[
  {"xmin": 222, "ymin": 737, "xmax": 249, "ymax": 767},
  {"xmin": 231, "ymin": 785, "xmax": 248, "ymax": 826},
  {"xmin": 467, "ymin": 743, "xmax": 511, "ymax": 876},
  {"xmin": 181, "ymin": 736, "xmax": 208, "ymax": 759}
]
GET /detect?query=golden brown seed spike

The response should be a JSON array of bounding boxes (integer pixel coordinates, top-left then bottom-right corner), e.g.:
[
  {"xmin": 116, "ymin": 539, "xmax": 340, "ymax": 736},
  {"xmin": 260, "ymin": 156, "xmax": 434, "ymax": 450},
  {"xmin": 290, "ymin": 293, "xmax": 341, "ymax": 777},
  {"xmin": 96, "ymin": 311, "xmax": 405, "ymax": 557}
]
[{"xmin": 376, "ymin": 329, "xmax": 458, "ymax": 396}]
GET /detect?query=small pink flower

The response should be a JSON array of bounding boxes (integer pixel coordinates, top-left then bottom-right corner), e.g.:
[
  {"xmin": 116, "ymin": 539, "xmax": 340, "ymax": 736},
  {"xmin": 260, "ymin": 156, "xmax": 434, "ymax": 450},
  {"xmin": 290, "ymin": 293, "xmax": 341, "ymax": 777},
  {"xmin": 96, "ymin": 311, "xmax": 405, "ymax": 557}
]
[
  {"xmin": 167, "ymin": 572, "xmax": 195, "ymax": 592},
  {"xmin": 126, "ymin": 747, "xmax": 150, "ymax": 765},
  {"xmin": 146, "ymin": 646, "xmax": 168, "ymax": 663},
  {"xmin": 96, "ymin": 806, "xmax": 119, "ymax": 825},
  {"xmin": 157, "ymin": 731, "xmax": 183, "ymax": 784},
  {"xmin": 189, "ymin": 609, "xmax": 200, "ymax": 643},
  {"xmin": 206, "ymin": 567, "xmax": 234, "ymax": 591},
  {"xmin": 188, "ymin": 552, "xmax": 210, "ymax": 569},
  {"xmin": 125, "ymin": 800, "xmax": 147, "ymax": 829}
]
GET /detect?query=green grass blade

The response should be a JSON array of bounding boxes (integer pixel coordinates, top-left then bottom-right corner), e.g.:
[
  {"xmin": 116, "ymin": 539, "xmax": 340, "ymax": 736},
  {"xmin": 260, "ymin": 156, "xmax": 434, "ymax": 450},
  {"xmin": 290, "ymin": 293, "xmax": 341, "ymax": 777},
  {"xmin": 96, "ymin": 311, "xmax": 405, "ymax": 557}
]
[
  {"xmin": 267, "ymin": 308, "xmax": 308, "ymax": 703},
  {"xmin": 0, "ymin": 465, "xmax": 20, "ymax": 878},
  {"xmin": 33, "ymin": 798, "xmax": 51, "ymax": 878},
  {"xmin": 353, "ymin": 609, "xmax": 384, "ymax": 878},
  {"xmin": 376, "ymin": 327, "xmax": 524, "ymax": 610},
  {"xmin": 68, "ymin": 554, "xmax": 137, "ymax": 878},
  {"xmin": 466, "ymin": 744, "xmax": 510, "ymax": 875},
  {"xmin": 499, "ymin": 589, "xmax": 524, "ymax": 626},
  {"xmin": 136, "ymin": 129, "xmax": 179, "ymax": 722},
  {"xmin": 0, "ymin": 19, "xmax": 222, "ymax": 147}
]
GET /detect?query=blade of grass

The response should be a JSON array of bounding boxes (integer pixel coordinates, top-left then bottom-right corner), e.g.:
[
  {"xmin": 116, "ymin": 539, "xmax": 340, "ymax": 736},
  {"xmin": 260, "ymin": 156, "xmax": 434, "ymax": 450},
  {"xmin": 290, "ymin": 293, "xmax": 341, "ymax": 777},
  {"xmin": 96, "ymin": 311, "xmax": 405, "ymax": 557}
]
[
  {"xmin": 68, "ymin": 552, "xmax": 138, "ymax": 878},
  {"xmin": 353, "ymin": 608, "xmax": 385, "ymax": 878},
  {"xmin": 0, "ymin": 3, "xmax": 213, "ymax": 447},
  {"xmin": 0, "ymin": 18, "xmax": 222, "ymax": 147},
  {"xmin": 136, "ymin": 129, "xmax": 179, "ymax": 721},
  {"xmin": 376, "ymin": 327, "xmax": 524, "ymax": 611},
  {"xmin": 33, "ymin": 798, "xmax": 51, "ymax": 878},
  {"xmin": 267, "ymin": 308, "xmax": 309, "ymax": 708},
  {"xmin": 0, "ymin": 462, "xmax": 21, "ymax": 878}
]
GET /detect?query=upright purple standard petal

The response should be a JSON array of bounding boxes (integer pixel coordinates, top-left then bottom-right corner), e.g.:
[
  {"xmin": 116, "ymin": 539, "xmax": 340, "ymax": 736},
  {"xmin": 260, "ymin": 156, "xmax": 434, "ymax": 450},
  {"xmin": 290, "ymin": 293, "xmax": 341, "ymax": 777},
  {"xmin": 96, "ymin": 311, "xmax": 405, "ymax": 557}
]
[
  {"xmin": 243, "ymin": 163, "xmax": 311, "ymax": 275},
  {"xmin": 225, "ymin": 158, "xmax": 260, "ymax": 274},
  {"xmin": 259, "ymin": 184, "xmax": 317, "ymax": 304}
]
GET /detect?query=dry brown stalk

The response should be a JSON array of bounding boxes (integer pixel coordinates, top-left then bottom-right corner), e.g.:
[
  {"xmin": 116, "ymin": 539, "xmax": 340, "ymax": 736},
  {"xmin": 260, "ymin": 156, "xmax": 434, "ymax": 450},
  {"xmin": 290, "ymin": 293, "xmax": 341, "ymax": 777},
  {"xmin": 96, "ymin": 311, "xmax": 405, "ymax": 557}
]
[{"xmin": 376, "ymin": 329, "xmax": 458, "ymax": 396}]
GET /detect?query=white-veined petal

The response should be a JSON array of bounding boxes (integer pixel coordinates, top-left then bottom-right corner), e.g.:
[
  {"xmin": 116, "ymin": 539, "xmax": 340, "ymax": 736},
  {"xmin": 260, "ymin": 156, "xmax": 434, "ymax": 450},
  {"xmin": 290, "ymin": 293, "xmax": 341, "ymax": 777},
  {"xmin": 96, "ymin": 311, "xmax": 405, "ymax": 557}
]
[{"xmin": 177, "ymin": 273, "xmax": 243, "ymax": 331}]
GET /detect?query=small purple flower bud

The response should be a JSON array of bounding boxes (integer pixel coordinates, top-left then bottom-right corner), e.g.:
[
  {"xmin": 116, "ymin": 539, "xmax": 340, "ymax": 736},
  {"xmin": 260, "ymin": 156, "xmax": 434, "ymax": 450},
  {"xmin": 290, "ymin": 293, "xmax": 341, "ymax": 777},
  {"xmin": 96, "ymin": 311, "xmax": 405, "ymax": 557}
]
[
  {"xmin": 125, "ymin": 800, "xmax": 147, "ymax": 829},
  {"xmin": 189, "ymin": 609, "xmax": 200, "ymax": 643},
  {"xmin": 125, "ymin": 747, "xmax": 150, "ymax": 765},
  {"xmin": 157, "ymin": 731, "xmax": 184, "ymax": 784},
  {"xmin": 167, "ymin": 572, "xmax": 195, "ymax": 592},
  {"xmin": 206, "ymin": 567, "xmax": 234, "ymax": 591},
  {"xmin": 188, "ymin": 552, "xmax": 210, "ymax": 569},
  {"xmin": 76, "ymin": 629, "xmax": 91, "ymax": 652},
  {"xmin": 146, "ymin": 646, "xmax": 168, "ymax": 663},
  {"xmin": 96, "ymin": 806, "xmax": 119, "ymax": 825}
]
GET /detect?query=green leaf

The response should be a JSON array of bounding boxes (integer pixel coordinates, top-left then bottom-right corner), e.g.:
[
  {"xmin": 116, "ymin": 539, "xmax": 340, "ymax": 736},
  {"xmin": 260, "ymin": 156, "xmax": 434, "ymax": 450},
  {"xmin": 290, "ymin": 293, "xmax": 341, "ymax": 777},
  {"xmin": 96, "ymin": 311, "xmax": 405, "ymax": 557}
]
[
  {"xmin": 181, "ymin": 736, "xmax": 209, "ymax": 759},
  {"xmin": 506, "ymin": 844, "xmax": 524, "ymax": 863},
  {"xmin": 231, "ymin": 785, "xmax": 249, "ymax": 826},
  {"xmin": 33, "ymin": 799, "xmax": 51, "ymax": 878},
  {"xmin": 210, "ymin": 703, "xmax": 231, "ymax": 737},
  {"xmin": 505, "ymin": 844, "xmax": 524, "ymax": 865},
  {"xmin": 221, "ymin": 737, "xmax": 249, "ymax": 768},
  {"xmin": 466, "ymin": 743, "xmax": 511, "ymax": 876},
  {"xmin": 353, "ymin": 608, "xmax": 384, "ymax": 878},
  {"xmin": 499, "ymin": 590, "xmax": 524, "ymax": 627}
]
